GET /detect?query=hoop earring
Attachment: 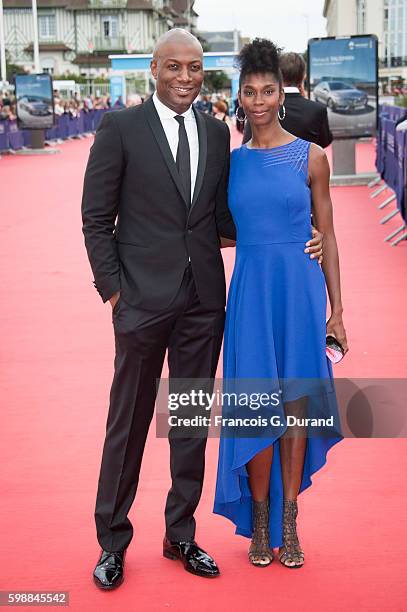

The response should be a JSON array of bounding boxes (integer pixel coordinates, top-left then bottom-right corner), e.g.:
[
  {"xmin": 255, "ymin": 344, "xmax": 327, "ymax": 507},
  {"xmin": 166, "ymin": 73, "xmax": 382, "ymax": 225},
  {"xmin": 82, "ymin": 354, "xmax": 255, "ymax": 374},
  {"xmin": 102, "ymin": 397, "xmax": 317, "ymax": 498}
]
[
  {"xmin": 235, "ymin": 106, "xmax": 246, "ymax": 123},
  {"xmin": 278, "ymin": 105, "xmax": 286, "ymax": 121}
]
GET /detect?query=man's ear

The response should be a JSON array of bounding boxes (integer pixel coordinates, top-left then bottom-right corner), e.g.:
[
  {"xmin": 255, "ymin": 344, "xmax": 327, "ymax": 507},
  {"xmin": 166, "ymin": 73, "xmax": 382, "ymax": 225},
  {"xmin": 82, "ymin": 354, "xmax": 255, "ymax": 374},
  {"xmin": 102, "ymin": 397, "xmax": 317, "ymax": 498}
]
[{"xmin": 150, "ymin": 59, "xmax": 158, "ymax": 80}]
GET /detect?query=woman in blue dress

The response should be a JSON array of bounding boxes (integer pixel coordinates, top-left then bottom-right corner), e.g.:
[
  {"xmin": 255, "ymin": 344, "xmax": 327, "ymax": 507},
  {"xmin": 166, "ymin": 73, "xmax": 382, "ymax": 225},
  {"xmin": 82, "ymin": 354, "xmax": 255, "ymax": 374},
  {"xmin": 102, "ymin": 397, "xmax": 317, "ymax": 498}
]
[{"xmin": 214, "ymin": 39, "xmax": 348, "ymax": 568}]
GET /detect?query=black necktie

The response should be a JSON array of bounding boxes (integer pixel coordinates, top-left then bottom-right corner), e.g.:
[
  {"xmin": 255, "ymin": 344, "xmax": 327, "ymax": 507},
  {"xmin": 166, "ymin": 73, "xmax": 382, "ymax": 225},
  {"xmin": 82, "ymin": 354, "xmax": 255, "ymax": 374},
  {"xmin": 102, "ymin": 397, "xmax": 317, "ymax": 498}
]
[{"xmin": 174, "ymin": 115, "xmax": 191, "ymax": 207}]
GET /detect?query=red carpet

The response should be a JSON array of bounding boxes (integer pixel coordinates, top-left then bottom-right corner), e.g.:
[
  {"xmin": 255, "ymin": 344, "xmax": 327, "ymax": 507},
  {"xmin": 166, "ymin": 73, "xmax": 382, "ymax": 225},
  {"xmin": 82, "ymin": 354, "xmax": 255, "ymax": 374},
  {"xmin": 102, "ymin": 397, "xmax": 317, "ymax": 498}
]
[{"xmin": 1, "ymin": 130, "xmax": 407, "ymax": 611}]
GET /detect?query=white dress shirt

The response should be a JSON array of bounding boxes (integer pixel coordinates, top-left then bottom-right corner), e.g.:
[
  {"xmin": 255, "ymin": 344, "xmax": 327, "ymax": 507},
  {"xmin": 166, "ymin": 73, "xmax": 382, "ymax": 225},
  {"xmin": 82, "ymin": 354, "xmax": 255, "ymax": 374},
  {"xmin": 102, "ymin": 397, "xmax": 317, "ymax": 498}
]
[
  {"xmin": 283, "ymin": 86, "xmax": 300, "ymax": 94},
  {"xmin": 152, "ymin": 91, "xmax": 199, "ymax": 202}
]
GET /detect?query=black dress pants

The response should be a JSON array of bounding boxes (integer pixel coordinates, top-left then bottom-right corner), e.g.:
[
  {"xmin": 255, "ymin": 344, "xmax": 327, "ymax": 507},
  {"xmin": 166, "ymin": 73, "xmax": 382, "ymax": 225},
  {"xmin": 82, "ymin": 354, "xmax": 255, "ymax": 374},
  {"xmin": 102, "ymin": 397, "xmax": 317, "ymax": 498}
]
[{"xmin": 94, "ymin": 266, "xmax": 225, "ymax": 552}]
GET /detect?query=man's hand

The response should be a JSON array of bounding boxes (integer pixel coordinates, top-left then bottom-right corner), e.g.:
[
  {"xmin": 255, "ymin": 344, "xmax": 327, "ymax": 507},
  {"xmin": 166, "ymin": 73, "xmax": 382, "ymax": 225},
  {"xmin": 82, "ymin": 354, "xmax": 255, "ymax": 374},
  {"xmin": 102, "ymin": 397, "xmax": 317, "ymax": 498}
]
[
  {"xmin": 305, "ymin": 226, "xmax": 323, "ymax": 264},
  {"xmin": 109, "ymin": 291, "xmax": 121, "ymax": 310}
]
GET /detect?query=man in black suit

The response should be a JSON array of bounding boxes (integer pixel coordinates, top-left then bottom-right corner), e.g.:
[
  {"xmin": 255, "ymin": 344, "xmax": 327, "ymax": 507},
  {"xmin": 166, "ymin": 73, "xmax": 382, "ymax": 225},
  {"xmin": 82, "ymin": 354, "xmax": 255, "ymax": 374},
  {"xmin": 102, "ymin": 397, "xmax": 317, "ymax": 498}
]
[
  {"xmin": 243, "ymin": 52, "xmax": 333, "ymax": 148},
  {"xmin": 82, "ymin": 30, "xmax": 323, "ymax": 589}
]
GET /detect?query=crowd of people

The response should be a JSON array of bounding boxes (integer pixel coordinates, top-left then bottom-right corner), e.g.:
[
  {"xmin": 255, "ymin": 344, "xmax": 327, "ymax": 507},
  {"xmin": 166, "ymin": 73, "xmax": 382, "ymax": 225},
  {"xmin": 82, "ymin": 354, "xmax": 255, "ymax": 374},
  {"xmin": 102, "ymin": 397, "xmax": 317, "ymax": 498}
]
[
  {"xmin": 0, "ymin": 88, "xmax": 235, "ymax": 126},
  {"xmin": 0, "ymin": 92, "xmax": 17, "ymax": 121},
  {"xmin": 0, "ymin": 90, "xmax": 121, "ymax": 124},
  {"xmin": 53, "ymin": 91, "xmax": 112, "ymax": 117}
]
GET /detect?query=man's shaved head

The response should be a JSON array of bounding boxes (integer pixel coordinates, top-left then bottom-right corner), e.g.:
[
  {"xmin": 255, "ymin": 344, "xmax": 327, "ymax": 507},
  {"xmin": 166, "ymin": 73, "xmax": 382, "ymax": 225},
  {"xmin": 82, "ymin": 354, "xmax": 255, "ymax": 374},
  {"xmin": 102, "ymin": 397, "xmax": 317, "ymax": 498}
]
[
  {"xmin": 150, "ymin": 28, "xmax": 204, "ymax": 114},
  {"xmin": 153, "ymin": 28, "xmax": 203, "ymax": 61}
]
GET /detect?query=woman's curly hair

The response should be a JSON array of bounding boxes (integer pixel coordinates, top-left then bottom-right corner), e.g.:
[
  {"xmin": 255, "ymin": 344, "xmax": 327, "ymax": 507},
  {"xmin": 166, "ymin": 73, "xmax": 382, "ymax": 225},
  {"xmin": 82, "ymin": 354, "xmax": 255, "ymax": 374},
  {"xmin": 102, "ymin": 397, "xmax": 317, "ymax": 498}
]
[{"xmin": 237, "ymin": 38, "xmax": 283, "ymax": 90}]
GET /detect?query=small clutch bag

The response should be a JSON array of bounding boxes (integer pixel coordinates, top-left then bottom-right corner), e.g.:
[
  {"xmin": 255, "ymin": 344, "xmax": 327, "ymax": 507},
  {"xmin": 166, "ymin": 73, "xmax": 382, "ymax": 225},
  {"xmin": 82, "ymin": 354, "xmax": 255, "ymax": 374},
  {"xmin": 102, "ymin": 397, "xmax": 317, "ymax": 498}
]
[{"xmin": 326, "ymin": 335, "xmax": 345, "ymax": 363}]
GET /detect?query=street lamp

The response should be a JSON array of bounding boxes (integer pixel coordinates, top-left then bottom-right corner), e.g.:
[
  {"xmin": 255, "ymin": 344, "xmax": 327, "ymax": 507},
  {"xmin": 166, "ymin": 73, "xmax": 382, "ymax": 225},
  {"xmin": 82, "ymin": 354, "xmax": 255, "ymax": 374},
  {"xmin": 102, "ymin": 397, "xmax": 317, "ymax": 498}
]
[
  {"xmin": 188, "ymin": 0, "xmax": 192, "ymax": 33},
  {"xmin": 0, "ymin": 0, "xmax": 7, "ymax": 83},
  {"xmin": 87, "ymin": 39, "xmax": 94, "ymax": 96}
]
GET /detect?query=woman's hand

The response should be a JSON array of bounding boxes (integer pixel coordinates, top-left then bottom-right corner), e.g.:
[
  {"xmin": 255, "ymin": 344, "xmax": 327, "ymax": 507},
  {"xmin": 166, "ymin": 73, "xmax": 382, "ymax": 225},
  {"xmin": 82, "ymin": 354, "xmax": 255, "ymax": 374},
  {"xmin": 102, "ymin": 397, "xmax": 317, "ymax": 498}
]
[
  {"xmin": 305, "ymin": 226, "xmax": 323, "ymax": 264},
  {"xmin": 326, "ymin": 313, "xmax": 349, "ymax": 355}
]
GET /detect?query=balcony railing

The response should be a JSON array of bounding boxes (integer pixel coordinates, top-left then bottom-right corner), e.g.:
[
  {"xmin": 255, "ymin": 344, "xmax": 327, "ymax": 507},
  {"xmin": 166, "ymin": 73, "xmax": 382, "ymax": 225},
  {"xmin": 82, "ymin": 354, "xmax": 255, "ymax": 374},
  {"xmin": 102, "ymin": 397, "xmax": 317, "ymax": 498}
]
[
  {"xmin": 380, "ymin": 56, "xmax": 407, "ymax": 69},
  {"xmin": 93, "ymin": 36, "xmax": 126, "ymax": 51}
]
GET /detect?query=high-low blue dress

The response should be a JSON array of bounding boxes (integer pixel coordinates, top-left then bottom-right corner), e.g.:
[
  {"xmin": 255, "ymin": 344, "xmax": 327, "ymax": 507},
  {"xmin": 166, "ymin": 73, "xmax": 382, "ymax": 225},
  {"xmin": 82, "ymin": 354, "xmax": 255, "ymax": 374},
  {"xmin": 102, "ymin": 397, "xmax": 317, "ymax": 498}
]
[{"xmin": 213, "ymin": 138, "xmax": 343, "ymax": 548}]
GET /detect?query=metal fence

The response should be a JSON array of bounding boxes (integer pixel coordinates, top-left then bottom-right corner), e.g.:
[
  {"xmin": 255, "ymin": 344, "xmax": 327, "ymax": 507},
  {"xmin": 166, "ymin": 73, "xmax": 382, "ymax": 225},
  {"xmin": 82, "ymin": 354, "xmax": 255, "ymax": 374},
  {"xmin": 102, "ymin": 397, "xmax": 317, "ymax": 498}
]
[{"xmin": 77, "ymin": 83, "xmax": 111, "ymax": 98}]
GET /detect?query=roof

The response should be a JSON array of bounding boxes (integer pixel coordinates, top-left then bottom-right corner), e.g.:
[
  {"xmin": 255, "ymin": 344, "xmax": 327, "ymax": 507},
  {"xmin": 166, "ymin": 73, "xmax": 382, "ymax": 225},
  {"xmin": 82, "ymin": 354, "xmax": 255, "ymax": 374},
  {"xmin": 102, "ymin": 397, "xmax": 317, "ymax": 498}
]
[
  {"xmin": 3, "ymin": 0, "xmax": 154, "ymax": 7},
  {"xmin": 170, "ymin": 0, "xmax": 187, "ymax": 11},
  {"xmin": 162, "ymin": 5, "xmax": 178, "ymax": 17},
  {"xmin": 169, "ymin": 0, "xmax": 198, "ymax": 17},
  {"xmin": 25, "ymin": 42, "xmax": 73, "ymax": 51},
  {"xmin": 72, "ymin": 53, "xmax": 110, "ymax": 65},
  {"xmin": 124, "ymin": 0, "xmax": 153, "ymax": 8},
  {"xmin": 4, "ymin": 0, "xmax": 68, "ymax": 6},
  {"xmin": 173, "ymin": 16, "xmax": 188, "ymax": 25}
]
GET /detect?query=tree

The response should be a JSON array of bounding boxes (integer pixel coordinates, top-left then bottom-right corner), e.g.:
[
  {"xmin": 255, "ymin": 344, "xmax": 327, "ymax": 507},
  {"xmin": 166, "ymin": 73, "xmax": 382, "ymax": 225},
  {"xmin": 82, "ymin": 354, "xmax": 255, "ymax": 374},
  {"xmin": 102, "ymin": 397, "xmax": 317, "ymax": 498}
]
[
  {"xmin": 5, "ymin": 50, "xmax": 27, "ymax": 82},
  {"xmin": 204, "ymin": 71, "xmax": 229, "ymax": 93}
]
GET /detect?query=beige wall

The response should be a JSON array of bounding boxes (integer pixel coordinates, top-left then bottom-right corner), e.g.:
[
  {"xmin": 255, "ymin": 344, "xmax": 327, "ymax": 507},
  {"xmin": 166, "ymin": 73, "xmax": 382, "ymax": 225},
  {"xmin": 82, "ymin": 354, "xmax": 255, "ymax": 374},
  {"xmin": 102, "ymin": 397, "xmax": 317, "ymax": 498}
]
[
  {"xmin": 364, "ymin": 0, "xmax": 384, "ymax": 58},
  {"xmin": 324, "ymin": 0, "xmax": 385, "ymax": 59},
  {"xmin": 325, "ymin": 0, "xmax": 356, "ymax": 36}
]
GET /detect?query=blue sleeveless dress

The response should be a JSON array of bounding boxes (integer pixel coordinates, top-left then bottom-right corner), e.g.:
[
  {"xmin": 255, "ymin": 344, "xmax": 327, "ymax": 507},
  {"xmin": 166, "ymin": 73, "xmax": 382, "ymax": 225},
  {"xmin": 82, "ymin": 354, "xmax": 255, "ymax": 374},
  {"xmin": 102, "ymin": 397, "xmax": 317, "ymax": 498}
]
[{"xmin": 213, "ymin": 138, "xmax": 343, "ymax": 548}]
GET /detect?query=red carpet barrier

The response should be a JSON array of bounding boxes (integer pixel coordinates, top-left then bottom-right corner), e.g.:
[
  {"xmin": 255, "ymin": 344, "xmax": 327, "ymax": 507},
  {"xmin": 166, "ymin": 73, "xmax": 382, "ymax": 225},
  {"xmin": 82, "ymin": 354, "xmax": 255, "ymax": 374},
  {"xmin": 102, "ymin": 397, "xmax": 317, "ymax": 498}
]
[
  {"xmin": 376, "ymin": 105, "xmax": 407, "ymax": 223},
  {"xmin": 83, "ymin": 110, "xmax": 93, "ymax": 132},
  {"xmin": 7, "ymin": 120, "xmax": 24, "ymax": 150},
  {"xmin": 396, "ymin": 129, "xmax": 407, "ymax": 222},
  {"xmin": 0, "ymin": 119, "xmax": 8, "ymax": 151},
  {"xmin": 57, "ymin": 114, "xmax": 70, "ymax": 140},
  {"xmin": 0, "ymin": 108, "xmax": 109, "ymax": 152},
  {"xmin": 382, "ymin": 118, "xmax": 398, "ymax": 192},
  {"xmin": 92, "ymin": 108, "xmax": 106, "ymax": 131}
]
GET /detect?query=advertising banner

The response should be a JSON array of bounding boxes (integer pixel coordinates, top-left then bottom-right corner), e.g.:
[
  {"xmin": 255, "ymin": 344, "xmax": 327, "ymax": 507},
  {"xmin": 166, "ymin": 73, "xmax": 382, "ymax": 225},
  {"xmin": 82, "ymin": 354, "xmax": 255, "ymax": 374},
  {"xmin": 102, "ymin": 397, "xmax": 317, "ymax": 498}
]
[
  {"xmin": 109, "ymin": 75, "xmax": 126, "ymax": 107},
  {"xmin": 15, "ymin": 73, "xmax": 54, "ymax": 130},
  {"xmin": 308, "ymin": 35, "xmax": 378, "ymax": 139}
]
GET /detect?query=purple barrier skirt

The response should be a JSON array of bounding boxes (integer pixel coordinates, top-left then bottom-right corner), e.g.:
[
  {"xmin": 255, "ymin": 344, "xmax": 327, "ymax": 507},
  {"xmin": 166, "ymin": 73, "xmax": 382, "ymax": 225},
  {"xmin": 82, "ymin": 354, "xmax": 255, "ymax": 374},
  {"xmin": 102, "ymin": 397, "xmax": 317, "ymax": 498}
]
[
  {"xmin": 395, "ymin": 129, "xmax": 407, "ymax": 222},
  {"xmin": 77, "ymin": 111, "xmax": 85, "ymax": 134},
  {"xmin": 382, "ymin": 118, "xmax": 398, "ymax": 192},
  {"xmin": 68, "ymin": 115, "xmax": 78, "ymax": 137},
  {"xmin": 84, "ymin": 111, "xmax": 93, "ymax": 132},
  {"xmin": 22, "ymin": 130, "xmax": 32, "ymax": 146},
  {"xmin": 46, "ymin": 122, "xmax": 59, "ymax": 140},
  {"xmin": 7, "ymin": 121, "xmax": 24, "ymax": 150},
  {"xmin": 93, "ymin": 109, "xmax": 107, "ymax": 131},
  {"xmin": 58, "ymin": 114, "xmax": 70, "ymax": 140},
  {"xmin": 0, "ymin": 120, "xmax": 8, "ymax": 151}
]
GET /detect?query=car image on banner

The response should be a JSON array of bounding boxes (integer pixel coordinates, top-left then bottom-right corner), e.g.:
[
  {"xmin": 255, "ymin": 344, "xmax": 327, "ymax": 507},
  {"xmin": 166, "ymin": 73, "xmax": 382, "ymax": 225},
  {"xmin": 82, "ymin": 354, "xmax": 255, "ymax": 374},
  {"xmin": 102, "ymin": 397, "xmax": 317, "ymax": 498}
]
[
  {"xmin": 313, "ymin": 81, "xmax": 369, "ymax": 112},
  {"xmin": 15, "ymin": 73, "xmax": 54, "ymax": 130},
  {"xmin": 308, "ymin": 35, "xmax": 378, "ymax": 139}
]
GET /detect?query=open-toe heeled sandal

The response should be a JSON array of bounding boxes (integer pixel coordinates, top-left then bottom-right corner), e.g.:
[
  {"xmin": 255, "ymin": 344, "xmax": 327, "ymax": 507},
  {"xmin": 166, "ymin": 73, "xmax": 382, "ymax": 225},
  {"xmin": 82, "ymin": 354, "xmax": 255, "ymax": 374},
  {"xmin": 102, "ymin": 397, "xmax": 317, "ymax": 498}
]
[
  {"xmin": 278, "ymin": 499, "xmax": 304, "ymax": 568},
  {"xmin": 248, "ymin": 499, "xmax": 274, "ymax": 568}
]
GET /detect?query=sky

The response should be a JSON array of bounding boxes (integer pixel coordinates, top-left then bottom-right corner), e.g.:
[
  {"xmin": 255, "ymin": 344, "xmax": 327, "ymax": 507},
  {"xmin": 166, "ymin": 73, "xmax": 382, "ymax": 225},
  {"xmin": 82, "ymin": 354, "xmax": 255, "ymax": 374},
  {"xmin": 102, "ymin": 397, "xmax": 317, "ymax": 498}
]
[{"xmin": 194, "ymin": 0, "xmax": 327, "ymax": 54}]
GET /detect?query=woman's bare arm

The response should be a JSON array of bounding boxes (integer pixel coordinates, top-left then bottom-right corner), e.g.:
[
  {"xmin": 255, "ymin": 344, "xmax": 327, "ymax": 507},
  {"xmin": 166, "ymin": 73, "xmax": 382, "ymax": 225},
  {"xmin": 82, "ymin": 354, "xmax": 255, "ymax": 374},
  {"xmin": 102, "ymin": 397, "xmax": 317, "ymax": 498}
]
[{"xmin": 309, "ymin": 144, "xmax": 349, "ymax": 353}]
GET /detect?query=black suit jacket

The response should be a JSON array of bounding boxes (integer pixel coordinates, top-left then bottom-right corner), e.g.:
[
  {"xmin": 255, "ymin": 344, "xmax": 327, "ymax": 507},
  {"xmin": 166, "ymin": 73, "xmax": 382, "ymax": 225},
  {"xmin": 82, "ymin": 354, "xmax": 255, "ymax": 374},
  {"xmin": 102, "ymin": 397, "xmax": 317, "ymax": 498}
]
[
  {"xmin": 243, "ymin": 93, "xmax": 333, "ymax": 148},
  {"xmin": 81, "ymin": 97, "xmax": 236, "ymax": 311}
]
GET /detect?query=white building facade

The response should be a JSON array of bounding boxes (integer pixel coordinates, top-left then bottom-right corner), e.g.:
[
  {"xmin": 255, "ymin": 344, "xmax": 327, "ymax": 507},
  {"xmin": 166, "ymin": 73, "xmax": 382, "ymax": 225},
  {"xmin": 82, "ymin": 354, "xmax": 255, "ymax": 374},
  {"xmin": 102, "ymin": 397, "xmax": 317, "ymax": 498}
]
[
  {"xmin": 3, "ymin": 0, "xmax": 198, "ymax": 77},
  {"xmin": 323, "ymin": 0, "xmax": 407, "ymax": 87}
]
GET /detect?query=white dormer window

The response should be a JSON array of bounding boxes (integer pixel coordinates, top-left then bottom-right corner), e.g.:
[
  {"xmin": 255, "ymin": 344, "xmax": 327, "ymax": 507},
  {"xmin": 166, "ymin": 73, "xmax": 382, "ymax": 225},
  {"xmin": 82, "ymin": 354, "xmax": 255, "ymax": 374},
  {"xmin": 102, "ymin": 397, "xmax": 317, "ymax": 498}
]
[
  {"xmin": 101, "ymin": 15, "xmax": 118, "ymax": 38},
  {"xmin": 38, "ymin": 14, "xmax": 56, "ymax": 40}
]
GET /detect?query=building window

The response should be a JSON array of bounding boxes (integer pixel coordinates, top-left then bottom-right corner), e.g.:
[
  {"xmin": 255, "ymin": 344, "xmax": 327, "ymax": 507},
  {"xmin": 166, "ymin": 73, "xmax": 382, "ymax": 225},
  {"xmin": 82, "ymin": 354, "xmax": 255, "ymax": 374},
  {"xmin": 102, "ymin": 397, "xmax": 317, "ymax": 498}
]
[
  {"xmin": 385, "ymin": 0, "xmax": 407, "ymax": 67},
  {"xmin": 101, "ymin": 15, "xmax": 118, "ymax": 38},
  {"xmin": 38, "ymin": 14, "xmax": 56, "ymax": 40},
  {"xmin": 356, "ymin": 0, "xmax": 367, "ymax": 34}
]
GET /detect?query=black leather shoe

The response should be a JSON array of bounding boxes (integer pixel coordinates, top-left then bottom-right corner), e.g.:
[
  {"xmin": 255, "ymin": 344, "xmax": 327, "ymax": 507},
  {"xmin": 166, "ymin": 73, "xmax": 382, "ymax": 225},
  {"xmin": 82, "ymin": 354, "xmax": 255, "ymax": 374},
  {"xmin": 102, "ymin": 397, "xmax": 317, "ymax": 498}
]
[
  {"xmin": 163, "ymin": 536, "xmax": 220, "ymax": 578},
  {"xmin": 93, "ymin": 549, "xmax": 126, "ymax": 590}
]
